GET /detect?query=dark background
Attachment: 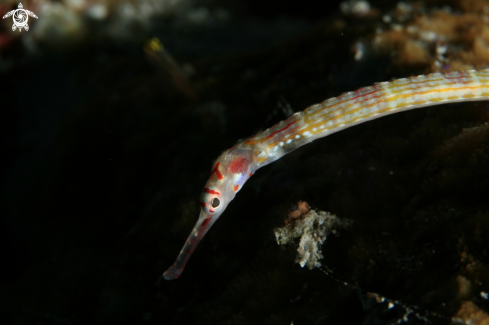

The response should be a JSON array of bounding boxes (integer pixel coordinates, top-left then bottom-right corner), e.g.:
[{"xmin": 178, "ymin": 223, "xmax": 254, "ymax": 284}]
[{"xmin": 2, "ymin": 0, "xmax": 489, "ymax": 324}]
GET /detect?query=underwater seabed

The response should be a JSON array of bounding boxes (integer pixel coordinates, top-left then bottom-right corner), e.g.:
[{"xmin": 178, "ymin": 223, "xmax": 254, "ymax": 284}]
[{"xmin": 1, "ymin": 0, "xmax": 489, "ymax": 324}]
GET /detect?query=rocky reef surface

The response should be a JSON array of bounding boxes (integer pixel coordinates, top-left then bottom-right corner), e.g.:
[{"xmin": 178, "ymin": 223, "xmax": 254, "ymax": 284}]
[{"xmin": 1, "ymin": 0, "xmax": 489, "ymax": 324}]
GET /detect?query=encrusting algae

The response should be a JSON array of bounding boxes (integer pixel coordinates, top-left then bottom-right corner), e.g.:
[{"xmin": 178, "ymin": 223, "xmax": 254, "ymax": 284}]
[
  {"xmin": 274, "ymin": 201, "xmax": 353, "ymax": 270},
  {"xmin": 178, "ymin": 1, "xmax": 489, "ymax": 322},
  {"xmin": 4, "ymin": 0, "xmax": 489, "ymax": 324},
  {"xmin": 372, "ymin": 0, "xmax": 489, "ymax": 71}
]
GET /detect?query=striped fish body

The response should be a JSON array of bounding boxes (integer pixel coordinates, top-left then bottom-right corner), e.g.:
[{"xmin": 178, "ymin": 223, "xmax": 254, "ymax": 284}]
[
  {"xmin": 243, "ymin": 70, "xmax": 489, "ymax": 169},
  {"xmin": 163, "ymin": 69, "xmax": 489, "ymax": 280}
]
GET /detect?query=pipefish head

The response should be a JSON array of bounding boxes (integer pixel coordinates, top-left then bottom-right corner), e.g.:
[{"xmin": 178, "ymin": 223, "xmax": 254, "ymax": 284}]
[{"xmin": 163, "ymin": 147, "xmax": 257, "ymax": 280}]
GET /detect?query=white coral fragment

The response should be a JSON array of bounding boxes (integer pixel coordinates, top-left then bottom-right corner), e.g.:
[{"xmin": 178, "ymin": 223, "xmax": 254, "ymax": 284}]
[
  {"xmin": 340, "ymin": 0, "xmax": 371, "ymax": 16},
  {"xmin": 274, "ymin": 209, "xmax": 352, "ymax": 270}
]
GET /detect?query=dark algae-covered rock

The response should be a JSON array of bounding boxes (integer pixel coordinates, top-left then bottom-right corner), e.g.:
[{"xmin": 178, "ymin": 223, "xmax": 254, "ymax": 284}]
[{"xmin": 2, "ymin": 0, "xmax": 489, "ymax": 324}]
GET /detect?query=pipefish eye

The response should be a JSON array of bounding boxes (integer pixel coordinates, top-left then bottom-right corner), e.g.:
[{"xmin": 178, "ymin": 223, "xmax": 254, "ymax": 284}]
[
  {"xmin": 211, "ymin": 197, "xmax": 220, "ymax": 208},
  {"xmin": 200, "ymin": 188, "xmax": 222, "ymax": 214}
]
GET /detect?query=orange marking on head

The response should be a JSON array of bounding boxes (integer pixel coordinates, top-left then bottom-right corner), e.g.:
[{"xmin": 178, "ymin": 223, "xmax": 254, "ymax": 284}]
[
  {"xmin": 201, "ymin": 217, "xmax": 211, "ymax": 229},
  {"xmin": 233, "ymin": 185, "xmax": 239, "ymax": 192},
  {"xmin": 211, "ymin": 162, "xmax": 224, "ymax": 180},
  {"xmin": 203, "ymin": 188, "xmax": 220, "ymax": 195},
  {"xmin": 229, "ymin": 157, "xmax": 250, "ymax": 174}
]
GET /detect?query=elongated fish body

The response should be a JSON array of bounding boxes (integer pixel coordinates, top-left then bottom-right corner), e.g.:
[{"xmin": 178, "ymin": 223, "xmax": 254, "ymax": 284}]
[{"xmin": 163, "ymin": 69, "xmax": 489, "ymax": 280}]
